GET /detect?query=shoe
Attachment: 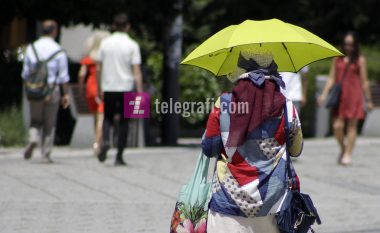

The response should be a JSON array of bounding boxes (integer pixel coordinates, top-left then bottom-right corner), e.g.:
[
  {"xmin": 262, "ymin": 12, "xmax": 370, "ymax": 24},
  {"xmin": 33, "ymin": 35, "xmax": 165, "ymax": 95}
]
[
  {"xmin": 97, "ymin": 144, "xmax": 110, "ymax": 163},
  {"xmin": 41, "ymin": 156, "xmax": 53, "ymax": 164},
  {"xmin": 93, "ymin": 143, "xmax": 100, "ymax": 157},
  {"xmin": 114, "ymin": 159, "xmax": 127, "ymax": 166},
  {"xmin": 340, "ymin": 155, "xmax": 352, "ymax": 166},
  {"xmin": 24, "ymin": 142, "xmax": 36, "ymax": 160}
]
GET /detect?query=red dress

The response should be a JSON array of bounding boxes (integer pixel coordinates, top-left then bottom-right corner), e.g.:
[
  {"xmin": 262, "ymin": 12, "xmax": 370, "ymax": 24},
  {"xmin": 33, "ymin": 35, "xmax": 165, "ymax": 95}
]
[
  {"xmin": 334, "ymin": 57, "xmax": 365, "ymax": 119},
  {"xmin": 80, "ymin": 56, "xmax": 104, "ymax": 113}
]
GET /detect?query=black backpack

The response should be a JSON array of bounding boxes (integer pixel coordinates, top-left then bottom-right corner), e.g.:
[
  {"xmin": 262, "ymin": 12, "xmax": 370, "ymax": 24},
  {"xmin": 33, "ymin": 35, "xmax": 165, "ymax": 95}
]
[{"xmin": 24, "ymin": 43, "xmax": 63, "ymax": 100}]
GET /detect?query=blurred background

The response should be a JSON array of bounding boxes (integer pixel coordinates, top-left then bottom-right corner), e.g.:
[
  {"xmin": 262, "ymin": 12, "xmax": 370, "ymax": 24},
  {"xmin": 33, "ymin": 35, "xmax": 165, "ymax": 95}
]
[{"xmin": 1, "ymin": 0, "xmax": 380, "ymax": 147}]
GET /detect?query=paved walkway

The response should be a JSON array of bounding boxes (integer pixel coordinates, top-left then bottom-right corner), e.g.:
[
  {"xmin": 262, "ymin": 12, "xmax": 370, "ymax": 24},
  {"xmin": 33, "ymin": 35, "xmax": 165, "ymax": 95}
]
[{"xmin": 0, "ymin": 137, "xmax": 380, "ymax": 233}]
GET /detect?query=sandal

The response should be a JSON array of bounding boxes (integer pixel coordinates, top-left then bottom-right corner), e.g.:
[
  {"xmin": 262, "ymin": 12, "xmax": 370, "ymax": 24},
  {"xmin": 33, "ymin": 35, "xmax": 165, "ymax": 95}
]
[{"xmin": 340, "ymin": 155, "xmax": 352, "ymax": 166}]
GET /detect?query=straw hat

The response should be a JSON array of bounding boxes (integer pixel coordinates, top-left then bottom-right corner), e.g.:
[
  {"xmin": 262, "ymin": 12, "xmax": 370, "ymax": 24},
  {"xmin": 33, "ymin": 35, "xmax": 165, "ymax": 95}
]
[{"xmin": 227, "ymin": 47, "xmax": 274, "ymax": 82}]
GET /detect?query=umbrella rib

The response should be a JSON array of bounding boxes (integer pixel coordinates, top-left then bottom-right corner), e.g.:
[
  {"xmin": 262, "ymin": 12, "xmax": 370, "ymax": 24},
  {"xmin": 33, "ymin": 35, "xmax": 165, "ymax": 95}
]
[
  {"xmin": 281, "ymin": 42, "xmax": 296, "ymax": 72},
  {"xmin": 215, "ymin": 48, "xmax": 232, "ymax": 77}
]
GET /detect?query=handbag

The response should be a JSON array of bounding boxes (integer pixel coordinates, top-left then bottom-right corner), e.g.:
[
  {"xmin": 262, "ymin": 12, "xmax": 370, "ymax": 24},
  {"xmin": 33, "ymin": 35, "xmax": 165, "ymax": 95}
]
[
  {"xmin": 170, "ymin": 152, "xmax": 213, "ymax": 233},
  {"xmin": 276, "ymin": 103, "xmax": 322, "ymax": 233},
  {"xmin": 325, "ymin": 62, "xmax": 349, "ymax": 108}
]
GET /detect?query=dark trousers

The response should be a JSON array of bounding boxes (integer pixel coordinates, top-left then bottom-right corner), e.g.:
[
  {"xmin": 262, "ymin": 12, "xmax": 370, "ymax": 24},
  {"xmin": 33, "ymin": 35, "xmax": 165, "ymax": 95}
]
[{"xmin": 103, "ymin": 92, "xmax": 129, "ymax": 158}]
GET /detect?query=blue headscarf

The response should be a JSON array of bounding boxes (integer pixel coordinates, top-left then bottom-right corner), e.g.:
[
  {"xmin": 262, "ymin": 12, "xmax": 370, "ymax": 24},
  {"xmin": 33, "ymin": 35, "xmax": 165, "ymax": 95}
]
[{"xmin": 237, "ymin": 53, "xmax": 286, "ymax": 89}]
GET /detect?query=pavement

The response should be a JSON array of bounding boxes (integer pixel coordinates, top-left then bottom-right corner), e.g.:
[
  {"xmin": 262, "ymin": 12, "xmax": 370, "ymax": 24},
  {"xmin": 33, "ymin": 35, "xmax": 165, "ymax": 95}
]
[{"xmin": 0, "ymin": 137, "xmax": 380, "ymax": 233}]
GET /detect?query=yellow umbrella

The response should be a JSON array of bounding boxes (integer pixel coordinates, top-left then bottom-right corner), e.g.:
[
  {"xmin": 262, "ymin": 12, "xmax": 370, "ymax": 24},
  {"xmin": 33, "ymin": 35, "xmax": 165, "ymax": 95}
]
[{"xmin": 181, "ymin": 19, "xmax": 343, "ymax": 76}]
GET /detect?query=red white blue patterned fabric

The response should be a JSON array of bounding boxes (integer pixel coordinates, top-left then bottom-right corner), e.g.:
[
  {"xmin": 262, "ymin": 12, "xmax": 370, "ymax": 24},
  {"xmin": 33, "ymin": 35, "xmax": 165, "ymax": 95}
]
[{"xmin": 202, "ymin": 94, "xmax": 303, "ymax": 218}]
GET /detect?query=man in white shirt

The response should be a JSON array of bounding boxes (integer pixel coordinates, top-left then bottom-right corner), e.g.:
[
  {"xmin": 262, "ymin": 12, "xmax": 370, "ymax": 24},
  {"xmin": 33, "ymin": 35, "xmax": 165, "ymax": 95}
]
[
  {"xmin": 22, "ymin": 20, "xmax": 70, "ymax": 163},
  {"xmin": 97, "ymin": 13, "xmax": 143, "ymax": 166},
  {"xmin": 280, "ymin": 66, "xmax": 309, "ymax": 113}
]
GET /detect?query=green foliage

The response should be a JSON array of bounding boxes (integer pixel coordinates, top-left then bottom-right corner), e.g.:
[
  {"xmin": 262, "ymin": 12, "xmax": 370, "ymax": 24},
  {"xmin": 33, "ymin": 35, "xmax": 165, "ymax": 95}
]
[
  {"xmin": 0, "ymin": 106, "xmax": 25, "ymax": 147},
  {"xmin": 179, "ymin": 65, "xmax": 219, "ymax": 126},
  {"xmin": 144, "ymin": 44, "xmax": 230, "ymax": 128},
  {"xmin": 177, "ymin": 201, "xmax": 207, "ymax": 224},
  {"xmin": 362, "ymin": 46, "xmax": 380, "ymax": 81}
]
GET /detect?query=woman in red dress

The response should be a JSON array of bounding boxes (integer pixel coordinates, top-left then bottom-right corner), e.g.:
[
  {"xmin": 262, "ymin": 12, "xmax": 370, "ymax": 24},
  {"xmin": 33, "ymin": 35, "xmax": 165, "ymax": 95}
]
[
  {"xmin": 318, "ymin": 32, "xmax": 374, "ymax": 165},
  {"xmin": 78, "ymin": 32, "xmax": 109, "ymax": 153}
]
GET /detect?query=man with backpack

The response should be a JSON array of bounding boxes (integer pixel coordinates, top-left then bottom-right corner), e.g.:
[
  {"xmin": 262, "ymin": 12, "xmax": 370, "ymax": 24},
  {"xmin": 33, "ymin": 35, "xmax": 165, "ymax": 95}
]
[{"xmin": 21, "ymin": 19, "xmax": 70, "ymax": 163}]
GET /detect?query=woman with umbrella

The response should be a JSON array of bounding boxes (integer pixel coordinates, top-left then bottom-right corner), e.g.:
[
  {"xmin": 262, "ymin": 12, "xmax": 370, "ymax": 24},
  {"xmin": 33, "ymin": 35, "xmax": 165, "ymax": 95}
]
[
  {"xmin": 180, "ymin": 19, "xmax": 341, "ymax": 232},
  {"xmin": 201, "ymin": 49, "xmax": 303, "ymax": 232}
]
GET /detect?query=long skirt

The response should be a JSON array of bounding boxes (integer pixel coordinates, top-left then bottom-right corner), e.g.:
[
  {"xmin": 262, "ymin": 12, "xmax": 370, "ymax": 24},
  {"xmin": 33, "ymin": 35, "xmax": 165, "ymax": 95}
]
[{"xmin": 207, "ymin": 210, "xmax": 280, "ymax": 233}]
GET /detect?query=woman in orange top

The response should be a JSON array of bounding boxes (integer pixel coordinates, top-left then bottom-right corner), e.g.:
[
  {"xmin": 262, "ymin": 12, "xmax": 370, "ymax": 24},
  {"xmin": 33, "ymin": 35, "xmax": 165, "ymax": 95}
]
[{"xmin": 78, "ymin": 32, "xmax": 109, "ymax": 153}]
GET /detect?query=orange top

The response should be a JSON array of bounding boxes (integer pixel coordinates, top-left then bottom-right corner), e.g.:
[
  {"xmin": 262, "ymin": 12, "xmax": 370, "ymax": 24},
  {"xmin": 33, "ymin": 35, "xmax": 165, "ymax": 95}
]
[{"xmin": 80, "ymin": 56, "xmax": 98, "ymax": 99}]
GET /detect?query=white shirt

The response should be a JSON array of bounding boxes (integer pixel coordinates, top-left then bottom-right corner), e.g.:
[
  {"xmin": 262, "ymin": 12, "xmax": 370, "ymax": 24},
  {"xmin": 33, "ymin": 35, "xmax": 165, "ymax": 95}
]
[
  {"xmin": 98, "ymin": 32, "xmax": 141, "ymax": 92},
  {"xmin": 22, "ymin": 36, "xmax": 70, "ymax": 84},
  {"xmin": 280, "ymin": 66, "xmax": 309, "ymax": 101}
]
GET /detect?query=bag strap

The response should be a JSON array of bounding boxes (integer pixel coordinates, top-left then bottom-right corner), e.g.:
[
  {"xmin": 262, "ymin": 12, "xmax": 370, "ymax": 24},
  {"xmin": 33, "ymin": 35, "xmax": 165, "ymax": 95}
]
[
  {"xmin": 283, "ymin": 102, "xmax": 293, "ymax": 189},
  {"xmin": 47, "ymin": 49, "xmax": 65, "ymax": 94},
  {"xmin": 30, "ymin": 43, "xmax": 63, "ymax": 63},
  {"xmin": 46, "ymin": 49, "xmax": 64, "ymax": 62},
  {"xmin": 31, "ymin": 43, "xmax": 40, "ymax": 62},
  {"xmin": 339, "ymin": 61, "xmax": 350, "ymax": 84},
  {"xmin": 49, "ymin": 49, "xmax": 65, "ymax": 92},
  {"xmin": 190, "ymin": 152, "xmax": 211, "ymax": 185}
]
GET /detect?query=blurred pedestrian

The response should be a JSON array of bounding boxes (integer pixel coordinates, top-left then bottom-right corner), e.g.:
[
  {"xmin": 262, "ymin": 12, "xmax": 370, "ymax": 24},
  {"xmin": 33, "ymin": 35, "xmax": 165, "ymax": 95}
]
[
  {"xmin": 22, "ymin": 19, "xmax": 70, "ymax": 163},
  {"xmin": 280, "ymin": 66, "xmax": 309, "ymax": 113},
  {"xmin": 78, "ymin": 32, "xmax": 109, "ymax": 155},
  {"xmin": 318, "ymin": 32, "xmax": 374, "ymax": 166},
  {"xmin": 202, "ymin": 50, "xmax": 303, "ymax": 233},
  {"xmin": 96, "ymin": 13, "xmax": 143, "ymax": 166}
]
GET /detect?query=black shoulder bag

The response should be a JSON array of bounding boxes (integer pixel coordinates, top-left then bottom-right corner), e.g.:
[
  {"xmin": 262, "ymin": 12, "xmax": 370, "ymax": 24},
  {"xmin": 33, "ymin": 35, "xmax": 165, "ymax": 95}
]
[
  {"xmin": 325, "ymin": 62, "xmax": 349, "ymax": 108},
  {"xmin": 276, "ymin": 104, "xmax": 322, "ymax": 233}
]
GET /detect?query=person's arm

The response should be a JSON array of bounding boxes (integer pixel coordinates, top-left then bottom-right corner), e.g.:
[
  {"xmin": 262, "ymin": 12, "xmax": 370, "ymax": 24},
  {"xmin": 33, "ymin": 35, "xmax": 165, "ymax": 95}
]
[
  {"xmin": 61, "ymin": 83, "xmax": 70, "ymax": 108},
  {"xmin": 133, "ymin": 64, "xmax": 143, "ymax": 92},
  {"xmin": 359, "ymin": 56, "xmax": 374, "ymax": 111},
  {"xmin": 301, "ymin": 71, "xmax": 308, "ymax": 107},
  {"xmin": 95, "ymin": 43, "xmax": 104, "ymax": 101},
  {"xmin": 78, "ymin": 64, "xmax": 87, "ymax": 98},
  {"xmin": 288, "ymin": 104, "xmax": 303, "ymax": 157},
  {"xmin": 202, "ymin": 97, "xmax": 223, "ymax": 158},
  {"xmin": 131, "ymin": 43, "xmax": 143, "ymax": 93},
  {"xmin": 96, "ymin": 62, "xmax": 103, "ymax": 101},
  {"xmin": 57, "ymin": 53, "xmax": 70, "ymax": 109},
  {"xmin": 317, "ymin": 58, "xmax": 336, "ymax": 106},
  {"xmin": 21, "ymin": 46, "xmax": 31, "ymax": 81}
]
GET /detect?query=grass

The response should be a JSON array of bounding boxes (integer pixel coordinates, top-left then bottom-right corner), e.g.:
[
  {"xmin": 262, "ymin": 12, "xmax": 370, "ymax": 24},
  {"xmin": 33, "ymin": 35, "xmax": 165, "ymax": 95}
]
[{"xmin": 0, "ymin": 106, "xmax": 25, "ymax": 147}]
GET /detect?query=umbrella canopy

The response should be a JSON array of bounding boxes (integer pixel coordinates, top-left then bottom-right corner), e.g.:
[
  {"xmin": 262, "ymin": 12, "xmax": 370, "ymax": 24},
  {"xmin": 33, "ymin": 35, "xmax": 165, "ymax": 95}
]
[{"xmin": 181, "ymin": 19, "xmax": 343, "ymax": 76}]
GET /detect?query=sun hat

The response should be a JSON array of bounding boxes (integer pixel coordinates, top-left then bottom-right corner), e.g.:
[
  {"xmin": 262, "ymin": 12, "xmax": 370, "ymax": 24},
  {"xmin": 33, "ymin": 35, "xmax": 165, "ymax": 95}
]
[{"xmin": 227, "ymin": 47, "xmax": 274, "ymax": 82}]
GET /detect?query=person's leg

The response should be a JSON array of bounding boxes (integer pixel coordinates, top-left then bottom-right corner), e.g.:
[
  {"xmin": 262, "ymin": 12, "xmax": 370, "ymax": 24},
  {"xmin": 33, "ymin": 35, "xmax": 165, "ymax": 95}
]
[
  {"xmin": 41, "ymin": 88, "xmax": 60, "ymax": 162},
  {"xmin": 94, "ymin": 112, "xmax": 104, "ymax": 153},
  {"xmin": 116, "ymin": 118, "xmax": 129, "ymax": 164},
  {"xmin": 332, "ymin": 117, "xmax": 345, "ymax": 161},
  {"xmin": 98, "ymin": 92, "xmax": 114, "ymax": 162},
  {"xmin": 24, "ymin": 100, "xmax": 43, "ymax": 160},
  {"xmin": 115, "ymin": 92, "xmax": 128, "ymax": 165},
  {"xmin": 341, "ymin": 118, "xmax": 358, "ymax": 165}
]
